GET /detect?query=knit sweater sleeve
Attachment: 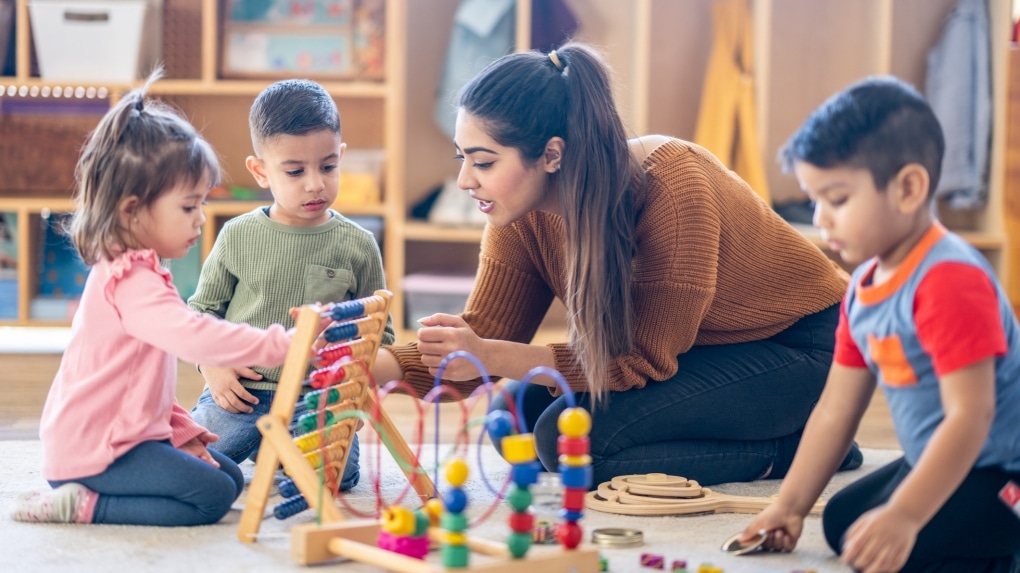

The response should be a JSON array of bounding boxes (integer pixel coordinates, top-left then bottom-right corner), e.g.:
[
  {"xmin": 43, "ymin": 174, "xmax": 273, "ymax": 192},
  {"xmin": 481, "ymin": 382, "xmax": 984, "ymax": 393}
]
[{"xmin": 187, "ymin": 216, "xmax": 239, "ymax": 319}]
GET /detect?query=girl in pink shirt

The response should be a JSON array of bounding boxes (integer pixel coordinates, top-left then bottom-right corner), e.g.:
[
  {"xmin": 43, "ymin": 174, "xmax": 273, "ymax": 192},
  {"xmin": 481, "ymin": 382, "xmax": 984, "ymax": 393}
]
[{"xmin": 11, "ymin": 70, "xmax": 295, "ymax": 526}]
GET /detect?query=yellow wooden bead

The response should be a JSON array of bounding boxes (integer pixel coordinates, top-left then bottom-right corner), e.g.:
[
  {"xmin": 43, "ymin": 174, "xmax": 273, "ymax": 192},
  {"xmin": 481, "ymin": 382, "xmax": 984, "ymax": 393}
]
[
  {"xmin": 424, "ymin": 498, "xmax": 445, "ymax": 525},
  {"xmin": 501, "ymin": 434, "xmax": 537, "ymax": 464},
  {"xmin": 445, "ymin": 458, "xmax": 469, "ymax": 487},
  {"xmin": 443, "ymin": 531, "xmax": 467, "ymax": 545},
  {"xmin": 558, "ymin": 408, "xmax": 591, "ymax": 437},
  {"xmin": 381, "ymin": 505, "xmax": 415, "ymax": 536},
  {"xmin": 558, "ymin": 454, "xmax": 592, "ymax": 467}
]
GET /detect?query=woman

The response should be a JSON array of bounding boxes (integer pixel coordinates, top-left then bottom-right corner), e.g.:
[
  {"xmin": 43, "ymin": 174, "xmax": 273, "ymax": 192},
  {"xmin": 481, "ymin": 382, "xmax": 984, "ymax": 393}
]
[{"xmin": 373, "ymin": 43, "xmax": 859, "ymax": 486}]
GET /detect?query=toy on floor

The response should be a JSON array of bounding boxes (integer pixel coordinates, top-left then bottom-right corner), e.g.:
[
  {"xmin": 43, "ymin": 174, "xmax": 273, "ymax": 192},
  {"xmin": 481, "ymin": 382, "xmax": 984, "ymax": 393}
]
[
  {"xmin": 289, "ymin": 352, "xmax": 603, "ymax": 572},
  {"xmin": 238, "ymin": 290, "xmax": 435, "ymax": 543},
  {"xmin": 585, "ymin": 473, "xmax": 826, "ymax": 516}
]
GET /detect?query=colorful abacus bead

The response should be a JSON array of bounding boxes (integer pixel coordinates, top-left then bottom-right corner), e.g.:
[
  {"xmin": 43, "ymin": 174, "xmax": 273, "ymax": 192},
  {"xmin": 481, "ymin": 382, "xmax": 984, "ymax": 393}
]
[
  {"xmin": 315, "ymin": 342, "xmax": 353, "ymax": 366},
  {"xmin": 441, "ymin": 459, "xmax": 470, "ymax": 568},
  {"xmin": 556, "ymin": 407, "xmax": 592, "ymax": 550},
  {"xmin": 273, "ymin": 495, "xmax": 308, "ymax": 519},
  {"xmin": 503, "ymin": 433, "xmax": 540, "ymax": 558},
  {"xmin": 378, "ymin": 505, "xmax": 428, "ymax": 559}
]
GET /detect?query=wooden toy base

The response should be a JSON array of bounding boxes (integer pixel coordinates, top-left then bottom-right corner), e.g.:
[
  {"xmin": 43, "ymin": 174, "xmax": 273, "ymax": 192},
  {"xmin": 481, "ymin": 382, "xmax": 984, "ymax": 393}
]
[
  {"xmin": 585, "ymin": 473, "xmax": 826, "ymax": 516},
  {"xmin": 292, "ymin": 520, "xmax": 602, "ymax": 572}
]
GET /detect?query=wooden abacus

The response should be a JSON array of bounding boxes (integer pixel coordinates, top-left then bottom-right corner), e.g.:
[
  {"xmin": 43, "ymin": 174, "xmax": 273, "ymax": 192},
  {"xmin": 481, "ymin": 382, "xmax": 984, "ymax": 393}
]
[{"xmin": 238, "ymin": 289, "xmax": 436, "ymax": 543}]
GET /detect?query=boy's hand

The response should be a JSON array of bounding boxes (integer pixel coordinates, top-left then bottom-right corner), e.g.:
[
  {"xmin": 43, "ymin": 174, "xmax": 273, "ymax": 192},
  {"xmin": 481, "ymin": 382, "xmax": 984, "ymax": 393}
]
[
  {"xmin": 201, "ymin": 365, "xmax": 262, "ymax": 414},
  {"xmin": 179, "ymin": 432, "xmax": 220, "ymax": 467},
  {"xmin": 740, "ymin": 502, "xmax": 804, "ymax": 553},
  {"xmin": 841, "ymin": 505, "xmax": 918, "ymax": 573}
]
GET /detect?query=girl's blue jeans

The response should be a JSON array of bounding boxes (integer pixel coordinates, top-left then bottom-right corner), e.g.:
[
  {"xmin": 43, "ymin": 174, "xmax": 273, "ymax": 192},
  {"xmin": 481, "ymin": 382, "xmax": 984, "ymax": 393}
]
[
  {"xmin": 489, "ymin": 303, "xmax": 840, "ymax": 487},
  {"xmin": 50, "ymin": 440, "xmax": 244, "ymax": 526}
]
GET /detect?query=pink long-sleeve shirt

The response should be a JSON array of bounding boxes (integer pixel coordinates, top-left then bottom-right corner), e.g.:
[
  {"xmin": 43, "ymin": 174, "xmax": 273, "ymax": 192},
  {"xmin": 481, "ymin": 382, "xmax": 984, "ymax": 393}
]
[{"xmin": 40, "ymin": 249, "xmax": 294, "ymax": 481}]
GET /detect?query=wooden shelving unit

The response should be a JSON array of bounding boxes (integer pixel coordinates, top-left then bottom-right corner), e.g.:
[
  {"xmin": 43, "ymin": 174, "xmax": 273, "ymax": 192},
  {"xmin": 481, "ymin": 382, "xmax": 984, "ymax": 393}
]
[
  {"xmin": 1, "ymin": 0, "xmax": 1015, "ymax": 333},
  {"xmin": 0, "ymin": 0, "xmax": 409, "ymax": 328}
]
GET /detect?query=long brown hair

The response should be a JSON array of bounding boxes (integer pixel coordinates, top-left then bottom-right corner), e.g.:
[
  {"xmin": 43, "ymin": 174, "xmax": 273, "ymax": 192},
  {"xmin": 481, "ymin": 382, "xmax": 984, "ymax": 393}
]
[
  {"xmin": 458, "ymin": 43, "xmax": 640, "ymax": 402},
  {"xmin": 70, "ymin": 68, "xmax": 220, "ymax": 265}
]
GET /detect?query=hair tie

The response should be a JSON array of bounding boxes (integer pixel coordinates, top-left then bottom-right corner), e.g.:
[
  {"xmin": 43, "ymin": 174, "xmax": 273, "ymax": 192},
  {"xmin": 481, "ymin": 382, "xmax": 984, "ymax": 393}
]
[
  {"xmin": 134, "ymin": 96, "xmax": 144, "ymax": 112},
  {"xmin": 548, "ymin": 50, "xmax": 564, "ymax": 71}
]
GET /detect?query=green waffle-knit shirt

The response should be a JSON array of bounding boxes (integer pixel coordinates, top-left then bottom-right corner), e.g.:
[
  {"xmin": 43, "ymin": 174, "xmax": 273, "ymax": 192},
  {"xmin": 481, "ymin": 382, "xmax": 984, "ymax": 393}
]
[{"xmin": 188, "ymin": 207, "xmax": 395, "ymax": 389}]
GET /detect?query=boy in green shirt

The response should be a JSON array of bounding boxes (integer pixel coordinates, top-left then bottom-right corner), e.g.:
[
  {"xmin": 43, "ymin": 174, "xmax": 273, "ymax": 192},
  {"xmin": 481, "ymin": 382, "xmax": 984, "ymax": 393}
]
[{"xmin": 189, "ymin": 79, "xmax": 394, "ymax": 491}]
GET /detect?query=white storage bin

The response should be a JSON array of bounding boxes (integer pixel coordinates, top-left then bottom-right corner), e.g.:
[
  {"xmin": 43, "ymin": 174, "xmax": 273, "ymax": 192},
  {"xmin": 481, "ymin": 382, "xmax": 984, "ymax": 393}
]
[
  {"xmin": 402, "ymin": 271, "xmax": 476, "ymax": 330},
  {"xmin": 29, "ymin": 0, "xmax": 162, "ymax": 83}
]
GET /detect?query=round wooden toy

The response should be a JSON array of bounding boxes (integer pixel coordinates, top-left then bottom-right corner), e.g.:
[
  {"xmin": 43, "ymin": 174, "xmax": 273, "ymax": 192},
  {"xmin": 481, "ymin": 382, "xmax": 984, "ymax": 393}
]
[{"xmin": 585, "ymin": 473, "xmax": 826, "ymax": 516}]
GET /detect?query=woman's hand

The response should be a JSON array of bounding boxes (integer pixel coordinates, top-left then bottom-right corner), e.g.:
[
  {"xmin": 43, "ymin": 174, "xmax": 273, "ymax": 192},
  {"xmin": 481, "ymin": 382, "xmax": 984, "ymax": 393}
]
[
  {"xmin": 840, "ymin": 505, "xmax": 919, "ymax": 573},
  {"xmin": 740, "ymin": 502, "xmax": 805, "ymax": 553},
  {"xmin": 416, "ymin": 313, "xmax": 487, "ymax": 380}
]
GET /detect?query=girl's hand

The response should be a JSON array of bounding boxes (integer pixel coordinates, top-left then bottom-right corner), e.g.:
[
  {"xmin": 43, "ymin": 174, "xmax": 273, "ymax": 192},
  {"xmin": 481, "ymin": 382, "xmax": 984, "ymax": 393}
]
[
  {"xmin": 179, "ymin": 433, "xmax": 220, "ymax": 468},
  {"xmin": 289, "ymin": 303, "xmax": 335, "ymax": 352},
  {"xmin": 740, "ymin": 503, "xmax": 804, "ymax": 553},
  {"xmin": 841, "ymin": 505, "xmax": 919, "ymax": 573},
  {"xmin": 416, "ymin": 314, "xmax": 486, "ymax": 380}
]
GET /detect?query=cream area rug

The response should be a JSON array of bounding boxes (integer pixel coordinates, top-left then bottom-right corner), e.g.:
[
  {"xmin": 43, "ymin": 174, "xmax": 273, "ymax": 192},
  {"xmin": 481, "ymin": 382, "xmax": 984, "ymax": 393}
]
[{"xmin": 0, "ymin": 440, "xmax": 902, "ymax": 573}]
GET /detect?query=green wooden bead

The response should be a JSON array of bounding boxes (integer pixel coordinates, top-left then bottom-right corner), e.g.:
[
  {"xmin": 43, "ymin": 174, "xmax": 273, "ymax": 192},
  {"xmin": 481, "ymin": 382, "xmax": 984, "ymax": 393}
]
[
  {"xmin": 506, "ymin": 484, "xmax": 532, "ymax": 512},
  {"xmin": 507, "ymin": 531, "xmax": 532, "ymax": 558},
  {"xmin": 440, "ymin": 511, "xmax": 468, "ymax": 532},
  {"xmin": 441, "ymin": 543, "xmax": 470, "ymax": 568}
]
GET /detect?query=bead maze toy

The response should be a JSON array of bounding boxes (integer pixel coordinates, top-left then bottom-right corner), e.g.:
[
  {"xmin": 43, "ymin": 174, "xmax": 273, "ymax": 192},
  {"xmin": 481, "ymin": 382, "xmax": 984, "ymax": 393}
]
[
  {"xmin": 238, "ymin": 289, "xmax": 436, "ymax": 543},
  {"xmin": 287, "ymin": 354, "xmax": 602, "ymax": 572},
  {"xmin": 585, "ymin": 473, "xmax": 826, "ymax": 516}
]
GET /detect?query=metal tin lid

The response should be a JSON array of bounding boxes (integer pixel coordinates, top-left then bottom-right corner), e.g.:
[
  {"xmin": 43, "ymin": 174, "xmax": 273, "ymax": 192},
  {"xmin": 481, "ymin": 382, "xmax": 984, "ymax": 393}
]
[
  {"xmin": 720, "ymin": 529, "xmax": 766, "ymax": 555},
  {"xmin": 591, "ymin": 528, "xmax": 644, "ymax": 548}
]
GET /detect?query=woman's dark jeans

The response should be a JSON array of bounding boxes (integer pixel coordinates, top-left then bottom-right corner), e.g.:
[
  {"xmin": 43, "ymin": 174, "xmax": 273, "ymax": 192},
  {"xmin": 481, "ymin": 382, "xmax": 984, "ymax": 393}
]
[{"xmin": 489, "ymin": 304, "xmax": 839, "ymax": 487}]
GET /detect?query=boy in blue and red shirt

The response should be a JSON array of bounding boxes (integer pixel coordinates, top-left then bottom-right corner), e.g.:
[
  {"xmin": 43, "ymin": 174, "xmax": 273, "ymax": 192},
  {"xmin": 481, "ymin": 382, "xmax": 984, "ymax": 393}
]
[{"xmin": 741, "ymin": 76, "xmax": 1020, "ymax": 572}]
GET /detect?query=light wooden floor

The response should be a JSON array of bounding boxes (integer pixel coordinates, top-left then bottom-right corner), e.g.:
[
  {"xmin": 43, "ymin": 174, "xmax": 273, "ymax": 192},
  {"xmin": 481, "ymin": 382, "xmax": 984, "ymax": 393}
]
[{"xmin": 1, "ymin": 352, "xmax": 899, "ymax": 449}]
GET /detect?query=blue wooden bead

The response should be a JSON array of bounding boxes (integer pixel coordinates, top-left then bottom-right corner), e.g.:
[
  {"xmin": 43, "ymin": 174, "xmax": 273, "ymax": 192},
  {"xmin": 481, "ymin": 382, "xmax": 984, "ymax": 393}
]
[
  {"xmin": 511, "ymin": 461, "xmax": 542, "ymax": 487},
  {"xmin": 273, "ymin": 495, "xmax": 308, "ymax": 519},
  {"xmin": 443, "ymin": 488, "xmax": 468, "ymax": 514},
  {"xmin": 485, "ymin": 410, "xmax": 515, "ymax": 442},
  {"xmin": 558, "ymin": 464, "xmax": 593, "ymax": 489},
  {"xmin": 329, "ymin": 300, "xmax": 365, "ymax": 321},
  {"xmin": 278, "ymin": 479, "xmax": 299, "ymax": 499}
]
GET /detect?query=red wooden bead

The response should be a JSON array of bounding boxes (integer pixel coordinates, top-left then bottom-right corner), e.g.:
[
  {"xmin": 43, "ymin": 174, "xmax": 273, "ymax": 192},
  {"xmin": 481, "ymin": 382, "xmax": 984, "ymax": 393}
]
[
  {"xmin": 508, "ymin": 511, "xmax": 535, "ymax": 534},
  {"xmin": 556, "ymin": 521, "xmax": 583, "ymax": 549},
  {"xmin": 557, "ymin": 435, "xmax": 590, "ymax": 456},
  {"xmin": 562, "ymin": 487, "xmax": 586, "ymax": 510}
]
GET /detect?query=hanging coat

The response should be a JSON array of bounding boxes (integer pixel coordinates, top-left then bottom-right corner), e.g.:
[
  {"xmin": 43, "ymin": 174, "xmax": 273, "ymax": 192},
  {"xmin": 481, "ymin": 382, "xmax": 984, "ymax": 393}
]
[
  {"xmin": 925, "ymin": 0, "xmax": 992, "ymax": 210},
  {"xmin": 693, "ymin": 0, "xmax": 770, "ymax": 204}
]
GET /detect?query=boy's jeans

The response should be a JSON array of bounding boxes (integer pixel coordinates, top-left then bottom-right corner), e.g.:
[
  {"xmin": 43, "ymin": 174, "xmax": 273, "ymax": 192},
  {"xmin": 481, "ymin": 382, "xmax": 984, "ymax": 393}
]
[{"xmin": 190, "ymin": 388, "xmax": 360, "ymax": 491}]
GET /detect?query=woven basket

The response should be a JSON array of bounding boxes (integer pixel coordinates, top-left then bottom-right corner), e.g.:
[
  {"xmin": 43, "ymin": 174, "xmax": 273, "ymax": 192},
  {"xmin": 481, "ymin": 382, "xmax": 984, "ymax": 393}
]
[{"xmin": 0, "ymin": 112, "xmax": 98, "ymax": 196}]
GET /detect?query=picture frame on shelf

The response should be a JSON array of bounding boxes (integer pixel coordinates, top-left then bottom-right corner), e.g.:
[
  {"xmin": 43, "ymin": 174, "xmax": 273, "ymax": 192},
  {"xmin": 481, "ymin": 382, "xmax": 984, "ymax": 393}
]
[{"xmin": 219, "ymin": 0, "xmax": 385, "ymax": 81}]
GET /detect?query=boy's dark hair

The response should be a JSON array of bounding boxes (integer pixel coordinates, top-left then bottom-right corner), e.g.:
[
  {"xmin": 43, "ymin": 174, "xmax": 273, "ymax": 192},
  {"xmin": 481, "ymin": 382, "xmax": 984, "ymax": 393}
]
[
  {"xmin": 249, "ymin": 79, "xmax": 341, "ymax": 153},
  {"xmin": 780, "ymin": 76, "xmax": 945, "ymax": 196}
]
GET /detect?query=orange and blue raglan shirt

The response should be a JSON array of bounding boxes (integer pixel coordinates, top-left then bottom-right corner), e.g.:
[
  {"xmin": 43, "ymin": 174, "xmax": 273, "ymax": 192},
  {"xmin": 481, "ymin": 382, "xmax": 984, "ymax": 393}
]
[{"xmin": 834, "ymin": 222, "xmax": 1020, "ymax": 471}]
